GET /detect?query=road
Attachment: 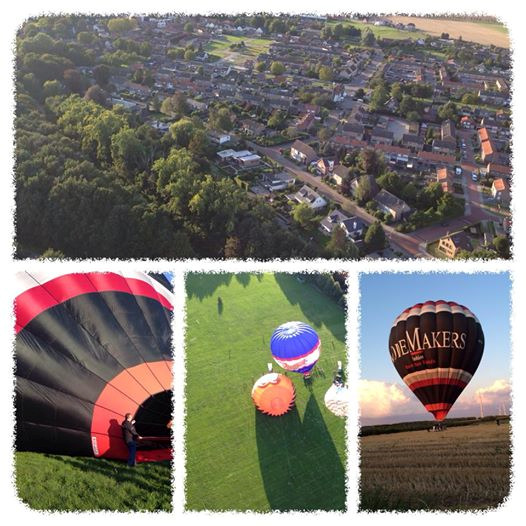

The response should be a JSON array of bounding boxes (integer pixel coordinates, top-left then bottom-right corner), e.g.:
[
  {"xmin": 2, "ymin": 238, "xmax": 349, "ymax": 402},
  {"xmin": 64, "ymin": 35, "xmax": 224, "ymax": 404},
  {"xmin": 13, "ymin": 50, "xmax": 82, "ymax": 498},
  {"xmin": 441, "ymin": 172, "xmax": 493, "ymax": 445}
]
[{"xmin": 248, "ymin": 141, "xmax": 430, "ymax": 258}]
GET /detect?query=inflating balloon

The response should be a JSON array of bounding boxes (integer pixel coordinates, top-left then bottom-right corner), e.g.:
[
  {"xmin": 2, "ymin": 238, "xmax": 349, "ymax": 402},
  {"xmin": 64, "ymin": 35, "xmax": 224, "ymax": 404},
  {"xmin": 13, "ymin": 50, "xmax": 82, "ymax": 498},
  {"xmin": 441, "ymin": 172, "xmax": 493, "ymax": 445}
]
[
  {"xmin": 324, "ymin": 363, "xmax": 349, "ymax": 417},
  {"xmin": 389, "ymin": 300, "xmax": 484, "ymax": 421},
  {"xmin": 270, "ymin": 321, "xmax": 321, "ymax": 375},
  {"xmin": 14, "ymin": 271, "xmax": 174, "ymax": 462},
  {"xmin": 251, "ymin": 373, "xmax": 295, "ymax": 416}
]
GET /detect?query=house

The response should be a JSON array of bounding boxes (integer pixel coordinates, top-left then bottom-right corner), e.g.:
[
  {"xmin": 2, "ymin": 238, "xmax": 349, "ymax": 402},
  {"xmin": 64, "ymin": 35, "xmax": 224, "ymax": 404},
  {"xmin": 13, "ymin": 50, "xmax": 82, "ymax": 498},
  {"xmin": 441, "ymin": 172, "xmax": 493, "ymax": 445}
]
[
  {"xmin": 290, "ymin": 185, "xmax": 327, "ymax": 209},
  {"xmin": 370, "ymin": 128, "xmax": 394, "ymax": 146},
  {"xmin": 432, "ymin": 139, "xmax": 456, "ymax": 155},
  {"xmin": 264, "ymin": 171, "xmax": 296, "ymax": 191},
  {"xmin": 440, "ymin": 119, "xmax": 456, "ymax": 144},
  {"xmin": 320, "ymin": 210, "xmax": 365, "ymax": 241},
  {"xmin": 402, "ymin": 133, "xmax": 424, "ymax": 151},
  {"xmin": 316, "ymin": 158, "xmax": 333, "ymax": 176},
  {"xmin": 342, "ymin": 122, "xmax": 364, "ymax": 140},
  {"xmin": 438, "ymin": 231, "xmax": 473, "ymax": 258},
  {"xmin": 460, "ymin": 115, "xmax": 475, "ymax": 129},
  {"xmin": 374, "ymin": 189, "xmax": 411, "ymax": 221},
  {"xmin": 417, "ymin": 151, "xmax": 456, "ymax": 170},
  {"xmin": 237, "ymin": 153, "xmax": 262, "ymax": 167},
  {"xmin": 208, "ymin": 130, "xmax": 231, "ymax": 145},
  {"xmin": 295, "ymin": 112, "xmax": 315, "ymax": 132},
  {"xmin": 241, "ymin": 119, "xmax": 266, "ymax": 137},
  {"xmin": 478, "ymin": 127, "xmax": 496, "ymax": 163},
  {"xmin": 332, "ymin": 164, "xmax": 349, "ymax": 186},
  {"xmin": 491, "ymin": 178, "xmax": 510, "ymax": 206},
  {"xmin": 290, "ymin": 140, "xmax": 317, "ymax": 164},
  {"xmin": 436, "ymin": 167, "xmax": 454, "ymax": 193},
  {"xmin": 486, "ymin": 163, "xmax": 511, "ymax": 179},
  {"xmin": 320, "ymin": 209, "xmax": 350, "ymax": 234}
]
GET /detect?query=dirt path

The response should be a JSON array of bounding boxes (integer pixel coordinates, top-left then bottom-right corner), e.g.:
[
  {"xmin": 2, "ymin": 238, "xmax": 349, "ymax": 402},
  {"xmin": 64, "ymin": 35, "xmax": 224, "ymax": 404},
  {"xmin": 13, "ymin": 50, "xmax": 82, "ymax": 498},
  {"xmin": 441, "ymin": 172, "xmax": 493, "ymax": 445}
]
[{"xmin": 387, "ymin": 16, "xmax": 509, "ymax": 48}]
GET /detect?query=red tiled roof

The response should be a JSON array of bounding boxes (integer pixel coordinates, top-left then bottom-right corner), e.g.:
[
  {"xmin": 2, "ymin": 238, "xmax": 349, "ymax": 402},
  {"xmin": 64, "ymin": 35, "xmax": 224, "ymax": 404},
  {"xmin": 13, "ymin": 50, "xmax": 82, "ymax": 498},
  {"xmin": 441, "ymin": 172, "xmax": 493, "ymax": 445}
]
[
  {"xmin": 374, "ymin": 143, "xmax": 411, "ymax": 156},
  {"xmin": 493, "ymin": 178, "xmax": 508, "ymax": 192},
  {"xmin": 418, "ymin": 151, "xmax": 455, "ymax": 164},
  {"xmin": 478, "ymin": 127, "xmax": 490, "ymax": 142},
  {"xmin": 481, "ymin": 139, "xmax": 495, "ymax": 156}
]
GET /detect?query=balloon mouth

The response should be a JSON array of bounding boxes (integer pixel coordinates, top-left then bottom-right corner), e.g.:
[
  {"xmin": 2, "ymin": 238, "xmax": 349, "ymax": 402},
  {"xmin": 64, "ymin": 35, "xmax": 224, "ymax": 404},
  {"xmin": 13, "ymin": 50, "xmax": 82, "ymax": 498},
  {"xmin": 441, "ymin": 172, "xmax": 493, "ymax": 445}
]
[
  {"xmin": 431, "ymin": 410, "xmax": 449, "ymax": 422},
  {"xmin": 134, "ymin": 390, "xmax": 173, "ymax": 449}
]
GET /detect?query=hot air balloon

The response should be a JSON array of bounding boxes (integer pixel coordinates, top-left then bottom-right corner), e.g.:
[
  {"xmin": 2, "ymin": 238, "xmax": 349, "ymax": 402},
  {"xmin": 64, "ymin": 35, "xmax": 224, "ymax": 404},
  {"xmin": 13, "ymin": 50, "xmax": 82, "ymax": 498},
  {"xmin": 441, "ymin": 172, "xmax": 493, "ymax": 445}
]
[
  {"xmin": 389, "ymin": 300, "xmax": 484, "ymax": 421},
  {"xmin": 324, "ymin": 362, "xmax": 349, "ymax": 418},
  {"xmin": 14, "ymin": 271, "xmax": 174, "ymax": 462},
  {"xmin": 251, "ymin": 373, "xmax": 295, "ymax": 416},
  {"xmin": 270, "ymin": 321, "xmax": 321, "ymax": 376}
]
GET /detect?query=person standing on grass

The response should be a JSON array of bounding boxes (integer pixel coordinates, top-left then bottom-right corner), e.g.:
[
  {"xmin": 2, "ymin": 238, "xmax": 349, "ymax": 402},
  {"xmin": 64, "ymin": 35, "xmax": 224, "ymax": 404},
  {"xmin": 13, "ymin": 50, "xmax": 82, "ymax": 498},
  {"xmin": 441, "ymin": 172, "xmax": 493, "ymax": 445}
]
[{"xmin": 122, "ymin": 413, "xmax": 142, "ymax": 467}]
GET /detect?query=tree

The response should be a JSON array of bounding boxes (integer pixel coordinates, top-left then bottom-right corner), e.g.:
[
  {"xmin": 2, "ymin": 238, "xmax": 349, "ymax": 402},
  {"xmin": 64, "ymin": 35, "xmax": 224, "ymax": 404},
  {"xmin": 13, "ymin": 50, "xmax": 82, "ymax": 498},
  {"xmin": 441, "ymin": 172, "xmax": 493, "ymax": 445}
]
[
  {"xmin": 224, "ymin": 236, "xmax": 243, "ymax": 258},
  {"xmin": 364, "ymin": 221, "xmax": 386, "ymax": 252},
  {"xmin": 292, "ymin": 203, "xmax": 316, "ymax": 229},
  {"xmin": 317, "ymin": 127, "xmax": 333, "ymax": 142},
  {"xmin": 42, "ymin": 79, "xmax": 62, "ymax": 98},
  {"xmin": 107, "ymin": 18, "xmax": 137, "ymax": 34},
  {"xmin": 355, "ymin": 174, "xmax": 378, "ymax": 204},
  {"xmin": 494, "ymin": 235, "xmax": 511, "ymax": 259},
  {"xmin": 255, "ymin": 60, "xmax": 267, "ymax": 72},
  {"xmin": 369, "ymin": 83, "xmax": 389, "ymax": 111},
  {"xmin": 270, "ymin": 61, "xmax": 285, "ymax": 75},
  {"xmin": 437, "ymin": 101, "xmax": 458, "ymax": 122},
  {"xmin": 267, "ymin": 110, "xmax": 286, "ymax": 130},
  {"xmin": 84, "ymin": 85, "xmax": 108, "ymax": 106},
  {"xmin": 63, "ymin": 68, "xmax": 83, "ymax": 93},
  {"xmin": 318, "ymin": 65, "xmax": 334, "ymax": 81},
  {"xmin": 110, "ymin": 127, "xmax": 146, "ymax": 177},
  {"xmin": 208, "ymin": 106, "xmax": 233, "ymax": 132},
  {"xmin": 93, "ymin": 64, "xmax": 111, "ymax": 86},
  {"xmin": 167, "ymin": 47, "xmax": 185, "ymax": 59},
  {"xmin": 377, "ymin": 171, "xmax": 403, "ymax": 196},
  {"xmin": 184, "ymin": 48, "xmax": 196, "ymax": 60},
  {"xmin": 169, "ymin": 118, "xmax": 197, "ymax": 148},
  {"xmin": 325, "ymin": 225, "xmax": 359, "ymax": 258},
  {"xmin": 362, "ymin": 28, "xmax": 376, "ymax": 46},
  {"xmin": 161, "ymin": 92, "xmax": 190, "ymax": 118},
  {"xmin": 184, "ymin": 22, "xmax": 194, "ymax": 33},
  {"xmin": 358, "ymin": 149, "xmax": 385, "ymax": 177},
  {"xmin": 461, "ymin": 92, "xmax": 480, "ymax": 105},
  {"xmin": 391, "ymin": 82, "xmax": 403, "ymax": 102},
  {"xmin": 399, "ymin": 94, "xmax": 416, "ymax": 116}
]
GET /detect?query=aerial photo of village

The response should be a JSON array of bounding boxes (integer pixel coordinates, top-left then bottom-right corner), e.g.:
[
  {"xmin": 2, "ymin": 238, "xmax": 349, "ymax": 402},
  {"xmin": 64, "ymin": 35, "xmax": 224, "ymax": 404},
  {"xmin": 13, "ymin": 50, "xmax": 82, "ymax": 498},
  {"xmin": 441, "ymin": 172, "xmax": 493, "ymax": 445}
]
[{"xmin": 14, "ymin": 13, "xmax": 512, "ymax": 259}]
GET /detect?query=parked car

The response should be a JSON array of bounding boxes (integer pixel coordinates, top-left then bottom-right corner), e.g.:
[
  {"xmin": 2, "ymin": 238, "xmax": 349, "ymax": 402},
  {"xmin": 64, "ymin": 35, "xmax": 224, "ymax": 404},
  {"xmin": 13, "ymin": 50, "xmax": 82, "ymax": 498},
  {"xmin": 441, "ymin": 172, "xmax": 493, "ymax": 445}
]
[
  {"xmin": 472, "ymin": 172, "xmax": 478, "ymax": 181},
  {"xmin": 455, "ymin": 166, "xmax": 463, "ymax": 176}
]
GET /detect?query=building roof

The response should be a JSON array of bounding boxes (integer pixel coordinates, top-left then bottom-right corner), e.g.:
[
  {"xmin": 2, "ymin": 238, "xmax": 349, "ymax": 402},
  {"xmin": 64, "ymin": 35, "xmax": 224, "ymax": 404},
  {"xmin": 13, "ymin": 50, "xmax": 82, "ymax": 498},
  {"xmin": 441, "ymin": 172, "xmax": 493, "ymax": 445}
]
[
  {"xmin": 374, "ymin": 189, "xmax": 410, "ymax": 214},
  {"xmin": 481, "ymin": 139, "xmax": 495, "ymax": 156},
  {"xmin": 291, "ymin": 140, "xmax": 317, "ymax": 159},
  {"xmin": 418, "ymin": 151, "xmax": 456, "ymax": 164},
  {"xmin": 442, "ymin": 231, "xmax": 473, "ymax": 252},
  {"xmin": 493, "ymin": 178, "xmax": 509, "ymax": 192},
  {"xmin": 371, "ymin": 128, "xmax": 394, "ymax": 139}
]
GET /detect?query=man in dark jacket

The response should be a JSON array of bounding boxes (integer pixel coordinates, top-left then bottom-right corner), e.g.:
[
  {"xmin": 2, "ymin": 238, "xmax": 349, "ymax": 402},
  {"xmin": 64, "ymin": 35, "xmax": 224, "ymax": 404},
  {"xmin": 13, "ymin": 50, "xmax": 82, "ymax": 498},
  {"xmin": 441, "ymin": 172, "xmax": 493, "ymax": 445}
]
[{"xmin": 122, "ymin": 413, "xmax": 142, "ymax": 467}]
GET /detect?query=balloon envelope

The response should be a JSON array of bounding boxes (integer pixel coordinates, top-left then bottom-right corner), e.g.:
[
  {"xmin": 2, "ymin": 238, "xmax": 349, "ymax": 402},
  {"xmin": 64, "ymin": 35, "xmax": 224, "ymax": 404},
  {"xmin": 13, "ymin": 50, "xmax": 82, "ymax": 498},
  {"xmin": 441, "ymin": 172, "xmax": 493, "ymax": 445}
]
[
  {"xmin": 15, "ymin": 271, "xmax": 174, "ymax": 461},
  {"xmin": 251, "ymin": 373, "xmax": 295, "ymax": 416},
  {"xmin": 324, "ymin": 383, "xmax": 349, "ymax": 418},
  {"xmin": 389, "ymin": 300, "xmax": 484, "ymax": 421},
  {"xmin": 270, "ymin": 321, "xmax": 321, "ymax": 375}
]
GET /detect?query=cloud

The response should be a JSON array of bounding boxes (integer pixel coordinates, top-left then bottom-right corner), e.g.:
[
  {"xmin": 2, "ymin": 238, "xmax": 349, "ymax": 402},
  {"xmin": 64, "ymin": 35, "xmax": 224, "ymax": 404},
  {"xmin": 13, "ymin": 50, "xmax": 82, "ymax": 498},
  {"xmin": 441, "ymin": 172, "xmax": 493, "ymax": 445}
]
[
  {"xmin": 453, "ymin": 379, "xmax": 511, "ymax": 416},
  {"xmin": 359, "ymin": 379, "xmax": 415, "ymax": 419},
  {"xmin": 476, "ymin": 379, "xmax": 510, "ymax": 398}
]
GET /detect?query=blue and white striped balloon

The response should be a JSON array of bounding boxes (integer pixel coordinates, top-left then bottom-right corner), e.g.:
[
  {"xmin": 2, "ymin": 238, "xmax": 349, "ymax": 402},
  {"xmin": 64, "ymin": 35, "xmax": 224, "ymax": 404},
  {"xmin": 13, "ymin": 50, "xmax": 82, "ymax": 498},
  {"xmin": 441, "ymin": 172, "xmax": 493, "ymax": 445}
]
[{"xmin": 270, "ymin": 321, "xmax": 321, "ymax": 375}]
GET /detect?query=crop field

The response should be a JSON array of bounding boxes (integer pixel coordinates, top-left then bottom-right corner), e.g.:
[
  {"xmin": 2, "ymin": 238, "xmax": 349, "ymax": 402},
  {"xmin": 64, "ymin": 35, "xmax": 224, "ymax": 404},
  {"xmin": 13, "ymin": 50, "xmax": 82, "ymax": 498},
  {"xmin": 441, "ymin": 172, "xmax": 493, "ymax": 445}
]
[
  {"xmin": 185, "ymin": 273, "xmax": 347, "ymax": 511},
  {"xmin": 360, "ymin": 421, "xmax": 511, "ymax": 511},
  {"xmin": 15, "ymin": 452, "xmax": 172, "ymax": 511},
  {"xmin": 206, "ymin": 35, "xmax": 271, "ymax": 63},
  {"xmin": 387, "ymin": 16, "xmax": 509, "ymax": 48}
]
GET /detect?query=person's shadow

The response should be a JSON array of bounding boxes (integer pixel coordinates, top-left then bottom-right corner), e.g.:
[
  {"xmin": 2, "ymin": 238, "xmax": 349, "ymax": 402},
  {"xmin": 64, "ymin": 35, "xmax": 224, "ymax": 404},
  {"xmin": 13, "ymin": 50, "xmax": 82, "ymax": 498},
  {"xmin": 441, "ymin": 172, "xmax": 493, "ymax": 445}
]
[
  {"xmin": 255, "ymin": 395, "xmax": 346, "ymax": 511},
  {"xmin": 217, "ymin": 296, "xmax": 224, "ymax": 315}
]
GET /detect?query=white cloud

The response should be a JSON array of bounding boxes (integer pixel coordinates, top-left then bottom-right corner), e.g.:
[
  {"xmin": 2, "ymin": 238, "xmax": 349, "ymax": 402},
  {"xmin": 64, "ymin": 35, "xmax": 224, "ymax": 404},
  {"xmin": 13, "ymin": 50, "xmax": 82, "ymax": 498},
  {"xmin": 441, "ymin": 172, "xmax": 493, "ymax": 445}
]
[{"xmin": 359, "ymin": 379, "xmax": 414, "ymax": 419}]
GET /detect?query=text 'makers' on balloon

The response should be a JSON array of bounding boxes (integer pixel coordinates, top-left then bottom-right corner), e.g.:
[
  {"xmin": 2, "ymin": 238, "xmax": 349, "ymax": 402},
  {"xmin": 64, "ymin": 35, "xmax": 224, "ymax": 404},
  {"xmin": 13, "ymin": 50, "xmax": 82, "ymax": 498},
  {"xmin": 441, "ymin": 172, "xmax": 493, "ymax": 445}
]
[{"xmin": 389, "ymin": 300, "xmax": 484, "ymax": 421}]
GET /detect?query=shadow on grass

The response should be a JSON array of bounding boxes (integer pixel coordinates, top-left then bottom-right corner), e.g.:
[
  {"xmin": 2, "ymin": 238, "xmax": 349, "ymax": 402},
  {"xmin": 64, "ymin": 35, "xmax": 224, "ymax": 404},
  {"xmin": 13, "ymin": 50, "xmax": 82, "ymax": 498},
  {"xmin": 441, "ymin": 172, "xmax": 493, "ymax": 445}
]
[
  {"xmin": 186, "ymin": 273, "xmax": 233, "ymax": 300},
  {"xmin": 255, "ymin": 395, "xmax": 346, "ymax": 511},
  {"xmin": 274, "ymin": 273, "xmax": 345, "ymax": 343}
]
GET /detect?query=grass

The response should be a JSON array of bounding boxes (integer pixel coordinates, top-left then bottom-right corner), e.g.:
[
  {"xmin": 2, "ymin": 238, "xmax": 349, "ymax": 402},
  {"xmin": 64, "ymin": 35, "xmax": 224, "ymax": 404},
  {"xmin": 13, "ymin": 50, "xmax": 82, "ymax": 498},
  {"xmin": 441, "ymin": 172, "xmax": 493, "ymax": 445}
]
[
  {"xmin": 185, "ymin": 273, "xmax": 347, "ymax": 512},
  {"xmin": 327, "ymin": 19, "xmax": 428, "ymax": 41},
  {"xmin": 360, "ymin": 421, "xmax": 511, "ymax": 511},
  {"xmin": 206, "ymin": 35, "xmax": 271, "ymax": 64},
  {"xmin": 15, "ymin": 452, "xmax": 172, "ymax": 511}
]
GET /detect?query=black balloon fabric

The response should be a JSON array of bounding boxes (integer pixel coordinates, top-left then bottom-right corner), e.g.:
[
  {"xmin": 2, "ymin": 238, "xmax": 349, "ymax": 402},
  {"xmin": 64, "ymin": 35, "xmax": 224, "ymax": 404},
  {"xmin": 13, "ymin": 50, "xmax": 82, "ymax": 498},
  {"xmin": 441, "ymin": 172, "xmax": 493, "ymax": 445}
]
[{"xmin": 15, "ymin": 271, "xmax": 174, "ymax": 461}]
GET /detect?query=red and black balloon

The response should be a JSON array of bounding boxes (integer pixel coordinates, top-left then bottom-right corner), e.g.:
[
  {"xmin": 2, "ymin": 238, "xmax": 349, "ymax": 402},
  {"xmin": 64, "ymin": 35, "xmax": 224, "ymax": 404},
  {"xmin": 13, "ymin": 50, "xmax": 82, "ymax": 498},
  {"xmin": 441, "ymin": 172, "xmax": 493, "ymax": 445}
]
[
  {"xmin": 389, "ymin": 300, "xmax": 484, "ymax": 421},
  {"xmin": 14, "ymin": 271, "xmax": 174, "ymax": 462}
]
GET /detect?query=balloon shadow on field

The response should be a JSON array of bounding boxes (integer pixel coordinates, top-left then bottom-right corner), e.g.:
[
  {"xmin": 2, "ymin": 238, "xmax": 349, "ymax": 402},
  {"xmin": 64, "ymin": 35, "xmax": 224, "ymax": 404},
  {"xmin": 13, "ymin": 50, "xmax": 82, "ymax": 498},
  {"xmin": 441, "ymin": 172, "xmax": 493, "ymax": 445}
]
[
  {"xmin": 235, "ymin": 273, "xmax": 252, "ymax": 288},
  {"xmin": 274, "ymin": 274, "xmax": 345, "ymax": 343},
  {"xmin": 255, "ymin": 395, "xmax": 346, "ymax": 511}
]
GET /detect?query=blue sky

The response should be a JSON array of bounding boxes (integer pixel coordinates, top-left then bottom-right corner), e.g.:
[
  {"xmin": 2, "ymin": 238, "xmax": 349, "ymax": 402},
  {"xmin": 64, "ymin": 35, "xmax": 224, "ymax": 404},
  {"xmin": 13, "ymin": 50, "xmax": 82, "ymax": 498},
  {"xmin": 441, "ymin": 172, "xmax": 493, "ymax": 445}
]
[{"xmin": 359, "ymin": 272, "xmax": 511, "ymax": 424}]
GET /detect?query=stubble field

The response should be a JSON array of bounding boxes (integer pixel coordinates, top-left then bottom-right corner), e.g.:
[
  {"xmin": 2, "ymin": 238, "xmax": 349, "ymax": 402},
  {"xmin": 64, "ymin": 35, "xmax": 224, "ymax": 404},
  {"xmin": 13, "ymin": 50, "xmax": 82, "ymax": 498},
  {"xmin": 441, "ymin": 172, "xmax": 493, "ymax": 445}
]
[{"xmin": 360, "ymin": 420, "xmax": 511, "ymax": 511}]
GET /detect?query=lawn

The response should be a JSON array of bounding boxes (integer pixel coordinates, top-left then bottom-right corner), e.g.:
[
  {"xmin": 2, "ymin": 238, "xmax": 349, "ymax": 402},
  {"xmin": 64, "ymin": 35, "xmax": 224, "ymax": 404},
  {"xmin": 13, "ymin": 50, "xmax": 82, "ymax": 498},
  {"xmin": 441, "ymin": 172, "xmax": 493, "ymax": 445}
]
[
  {"xmin": 327, "ymin": 19, "xmax": 428, "ymax": 41},
  {"xmin": 185, "ymin": 273, "xmax": 347, "ymax": 512},
  {"xmin": 15, "ymin": 452, "xmax": 172, "ymax": 511},
  {"xmin": 206, "ymin": 35, "xmax": 272, "ymax": 63}
]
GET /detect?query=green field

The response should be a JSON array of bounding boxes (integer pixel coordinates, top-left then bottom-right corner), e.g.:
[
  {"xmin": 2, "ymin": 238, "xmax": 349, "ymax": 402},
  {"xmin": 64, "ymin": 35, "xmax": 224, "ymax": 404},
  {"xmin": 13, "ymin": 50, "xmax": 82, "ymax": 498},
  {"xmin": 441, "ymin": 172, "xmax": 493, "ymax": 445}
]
[
  {"xmin": 360, "ymin": 421, "xmax": 511, "ymax": 511},
  {"xmin": 328, "ymin": 19, "xmax": 428, "ymax": 41},
  {"xmin": 15, "ymin": 452, "xmax": 171, "ymax": 511},
  {"xmin": 185, "ymin": 273, "xmax": 347, "ymax": 511},
  {"xmin": 206, "ymin": 35, "xmax": 271, "ymax": 63}
]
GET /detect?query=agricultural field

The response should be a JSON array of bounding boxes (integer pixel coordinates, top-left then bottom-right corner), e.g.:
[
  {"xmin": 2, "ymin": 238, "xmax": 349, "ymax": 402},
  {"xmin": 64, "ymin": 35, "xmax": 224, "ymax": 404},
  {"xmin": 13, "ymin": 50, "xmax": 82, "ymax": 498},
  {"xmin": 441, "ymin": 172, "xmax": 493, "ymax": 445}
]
[
  {"xmin": 387, "ymin": 16, "xmax": 509, "ymax": 48},
  {"xmin": 206, "ymin": 35, "xmax": 272, "ymax": 64},
  {"xmin": 15, "ymin": 452, "xmax": 172, "ymax": 511},
  {"xmin": 185, "ymin": 273, "xmax": 347, "ymax": 511},
  {"xmin": 360, "ymin": 421, "xmax": 511, "ymax": 511}
]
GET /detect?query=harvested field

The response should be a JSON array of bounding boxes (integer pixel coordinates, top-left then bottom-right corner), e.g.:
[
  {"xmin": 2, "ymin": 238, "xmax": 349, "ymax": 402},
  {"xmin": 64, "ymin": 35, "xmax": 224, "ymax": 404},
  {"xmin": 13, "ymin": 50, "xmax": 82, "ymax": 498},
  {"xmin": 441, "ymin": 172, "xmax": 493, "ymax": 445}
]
[
  {"xmin": 387, "ymin": 16, "xmax": 509, "ymax": 48},
  {"xmin": 360, "ymin": 421, "xmax": 511, "ymax": 511}
]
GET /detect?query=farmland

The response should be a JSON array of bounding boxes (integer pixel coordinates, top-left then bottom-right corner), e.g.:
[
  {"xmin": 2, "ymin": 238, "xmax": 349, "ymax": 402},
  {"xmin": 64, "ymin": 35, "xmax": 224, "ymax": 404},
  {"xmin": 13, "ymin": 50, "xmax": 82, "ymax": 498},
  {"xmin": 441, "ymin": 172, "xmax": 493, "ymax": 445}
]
[
  {"xmin": 360, "ymin": 420, "xmax": 511, "ymax": 511},
  {"xmin": 387, "ymin": 16, "xmax": 509, "ymax": 47},
  {"xmin": 15, "ymin": 452, "xmax": 172, "ymax": 511},
  {"xmin": 185, "ymin": 273, "xmax": 347, "ymax": 511}
]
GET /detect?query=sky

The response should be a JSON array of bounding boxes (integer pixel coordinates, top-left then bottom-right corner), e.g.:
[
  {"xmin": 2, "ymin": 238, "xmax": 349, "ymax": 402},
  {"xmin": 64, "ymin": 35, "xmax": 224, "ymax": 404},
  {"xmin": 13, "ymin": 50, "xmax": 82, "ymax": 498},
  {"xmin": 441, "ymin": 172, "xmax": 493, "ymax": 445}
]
[{"xmin": 359, "ymin": 272, "xmax": 511, "ymax": 425}]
